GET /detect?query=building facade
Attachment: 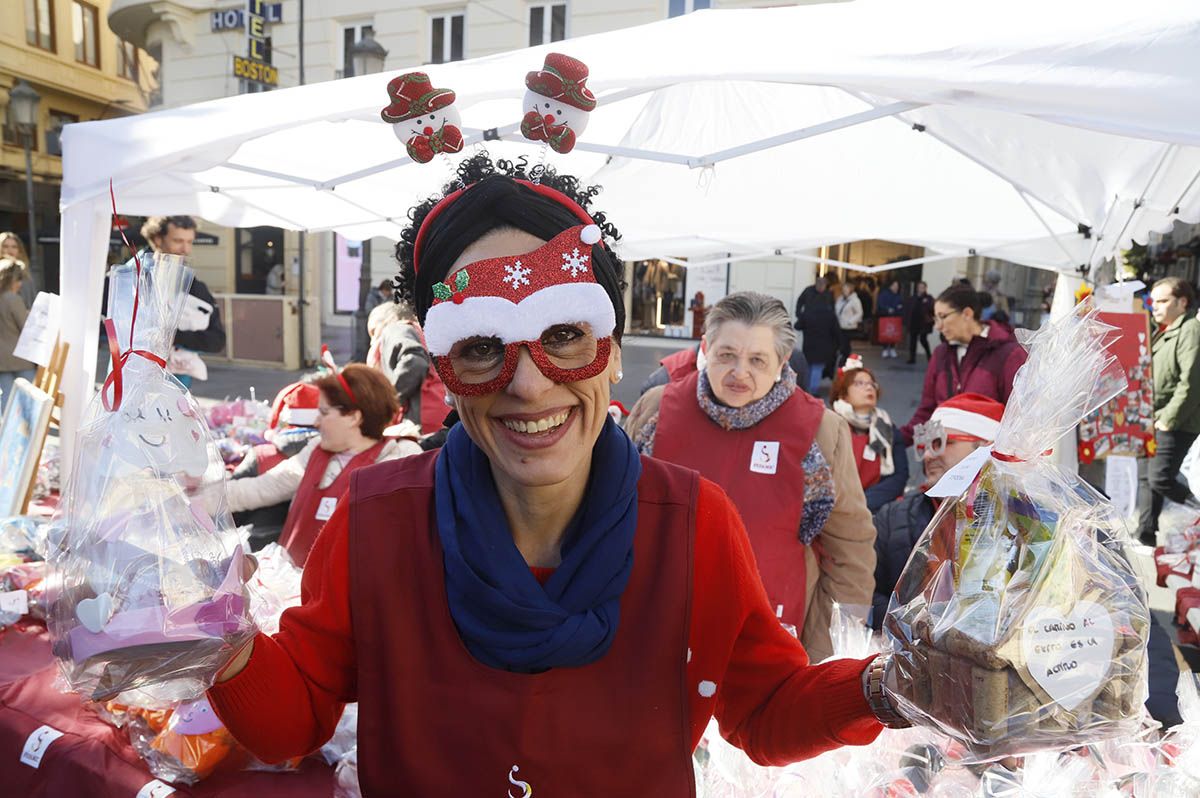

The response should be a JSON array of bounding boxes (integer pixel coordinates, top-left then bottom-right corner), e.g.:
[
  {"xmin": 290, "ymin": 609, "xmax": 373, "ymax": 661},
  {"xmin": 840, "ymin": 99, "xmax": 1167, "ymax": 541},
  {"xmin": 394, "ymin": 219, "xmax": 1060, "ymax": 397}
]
[{"xmin": 2, "ymin": 0, "xmax": 153, "ymax": 297}]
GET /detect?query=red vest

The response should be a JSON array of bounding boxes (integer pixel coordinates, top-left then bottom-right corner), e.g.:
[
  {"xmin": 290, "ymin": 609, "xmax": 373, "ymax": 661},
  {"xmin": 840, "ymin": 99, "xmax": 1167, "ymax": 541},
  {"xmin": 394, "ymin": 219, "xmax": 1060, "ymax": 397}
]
[
  {"xmin": 347, "ymin": 452, "xmax": 696, "ymax": 797},
  {"xmin": 661, "ymin": 346, "xmax": 698, "ymax": 381},
  {"xmin": 654, "ymin": 371, "xmax": 824, "ymax": 629},
  {"xmin": 251, "ymin": 442, "xmax": 285, "ymax": 474},
  {"xmin": 851, "ymin": 430, "xmax": 882, "ymax": 490},
  {"xmin": 278, "ymin": 440, "xmax": 387, "ymax": 565}
]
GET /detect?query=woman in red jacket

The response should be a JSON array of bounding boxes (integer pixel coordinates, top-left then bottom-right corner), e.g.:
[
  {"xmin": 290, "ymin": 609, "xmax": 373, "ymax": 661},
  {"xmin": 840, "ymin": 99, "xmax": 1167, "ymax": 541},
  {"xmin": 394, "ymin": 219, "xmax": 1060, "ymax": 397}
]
[
  {"xmin": 207, "ymin": 156, "xmax": 903, "ymax": 795},
  {"xmin": 900, "ymin": 283, "xmax": 1028, "ymax": 444}
]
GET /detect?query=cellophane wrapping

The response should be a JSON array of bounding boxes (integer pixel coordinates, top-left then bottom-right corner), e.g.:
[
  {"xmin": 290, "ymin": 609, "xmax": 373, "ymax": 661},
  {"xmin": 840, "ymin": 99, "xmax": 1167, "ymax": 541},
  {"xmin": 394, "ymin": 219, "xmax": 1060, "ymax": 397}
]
[
  {"xmin": 1150, "ymin": 674, "xmax": 1200, "ymax": 796},
  {"xmin": 884, "ymin": 301, "xmax": 1150, "ymax": 760},
  {"xmin": 48, "ymin": 254, "xmax": 255, "ymax": 705}
]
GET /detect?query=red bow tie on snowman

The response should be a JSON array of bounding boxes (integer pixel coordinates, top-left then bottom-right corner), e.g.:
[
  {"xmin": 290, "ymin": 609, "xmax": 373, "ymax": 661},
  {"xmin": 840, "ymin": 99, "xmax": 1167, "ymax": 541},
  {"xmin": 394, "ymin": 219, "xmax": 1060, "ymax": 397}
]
[
  {"xmin": 520, "ymin": 53, "xmax": 596, "ymax": 155},
  {"xmin": 380, "ymin": 72, "xmax": 465, "ymax": 164}
]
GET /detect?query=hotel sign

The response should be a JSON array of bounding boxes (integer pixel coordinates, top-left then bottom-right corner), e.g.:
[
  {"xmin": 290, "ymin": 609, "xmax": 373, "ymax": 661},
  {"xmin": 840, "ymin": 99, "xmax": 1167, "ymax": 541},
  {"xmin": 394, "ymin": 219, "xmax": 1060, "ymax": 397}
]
[
  {"xmin": 229, "ymin": 0, "xmax": 278, "ymax": 86},
  {"xmin": 211, "ymin": 3, "xmax": 282, "ymax": 31}
]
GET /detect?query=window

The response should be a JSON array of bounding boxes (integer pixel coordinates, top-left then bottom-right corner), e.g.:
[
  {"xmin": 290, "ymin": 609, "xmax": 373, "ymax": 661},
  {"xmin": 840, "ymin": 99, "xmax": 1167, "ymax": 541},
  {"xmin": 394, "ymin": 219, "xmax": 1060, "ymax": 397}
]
[
  {"xmin": 3, "ymin": 118, "xmax": 38, "ymax": 150},
  {"xmin": 668, "ymin": 0, "xmax": 710, "ymax": 17},
  {"xmin": 529, "ymin": 3, "xmax": 566, "ymax": 47},
  {"xmin": 430, "ymin": 11, "xmax": 464, "ymax": 64},
  {"xmin": 341, "ymin": 23, "xmax": 374, "ymax": 78},
  {"xmin": 117, "ymin": 39, "xmax": 138, "ymax": 81},
  {"xmin": 72, "ymin": 1, "xmax": 99, "ymax": 67},
  {"xmin": 45, "ymin": 110, "xmax": 79, "ymax": 157},
  {"xmin": 24, "ymin": 0, "xmax": 55, "ymax": 51}
]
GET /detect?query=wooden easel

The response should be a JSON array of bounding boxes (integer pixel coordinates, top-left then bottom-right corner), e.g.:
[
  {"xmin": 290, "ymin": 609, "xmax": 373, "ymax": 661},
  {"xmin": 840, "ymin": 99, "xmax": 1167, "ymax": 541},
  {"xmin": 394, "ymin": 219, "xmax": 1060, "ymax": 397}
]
[{"xmin": 19, "ymin": 338, "xmax": 69, "ymax": 514}]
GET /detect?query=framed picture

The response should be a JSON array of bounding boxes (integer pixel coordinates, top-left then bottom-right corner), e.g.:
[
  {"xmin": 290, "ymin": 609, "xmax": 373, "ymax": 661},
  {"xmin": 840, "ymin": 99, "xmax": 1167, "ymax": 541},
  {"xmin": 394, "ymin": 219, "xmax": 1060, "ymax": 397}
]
[{"xmin": 0, "ymin": 378, "xmax": 53, "ymax": 516}]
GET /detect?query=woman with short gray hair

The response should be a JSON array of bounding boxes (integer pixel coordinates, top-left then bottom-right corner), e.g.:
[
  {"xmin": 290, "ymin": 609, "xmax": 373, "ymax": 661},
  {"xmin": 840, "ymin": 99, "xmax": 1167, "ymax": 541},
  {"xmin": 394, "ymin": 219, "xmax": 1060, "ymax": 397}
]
[{"xmin": 626, "ymin": 291, "xmax": 876, "ymax": 660}]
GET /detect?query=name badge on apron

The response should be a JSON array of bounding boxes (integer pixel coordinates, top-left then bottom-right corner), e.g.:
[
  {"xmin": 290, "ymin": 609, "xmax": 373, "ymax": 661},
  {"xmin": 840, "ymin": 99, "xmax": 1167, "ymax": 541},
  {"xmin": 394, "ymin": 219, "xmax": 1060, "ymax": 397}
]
[
  {"xmin": 315, "ymin": 496, "xmax": 339, "ymax": 521},
  {"xmin": 750, "ymin": 441, "xmax": 780, "ymax": 475},
  {"xmin": 862, "ymin": 445, "xmax": 877, "ymax": 462}
]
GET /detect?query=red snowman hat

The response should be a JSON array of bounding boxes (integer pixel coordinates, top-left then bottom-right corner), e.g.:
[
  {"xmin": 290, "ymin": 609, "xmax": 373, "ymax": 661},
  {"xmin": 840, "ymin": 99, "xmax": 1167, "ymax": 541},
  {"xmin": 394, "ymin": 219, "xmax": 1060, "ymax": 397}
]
[
  {"xmin": 269, "ymin": 381, "xmax": 320, "ymax": 429},
  {"xmin": 380, "ymin": 72, "xmax": 457, "ymax": 123},
  {"xmin": 423, "ymin": 223, "xmax": 614, "ymax": 356},
  {"xmin": 525, "ymin": 53, "xmax": 597, "ymax": 112},
  {"xmin": 838, "ymin": 354, "xmax": 865, "ymax": 375},
  {"xmin": 930, "ymin": 393, "xmax": 1004, "ymax": 441}
]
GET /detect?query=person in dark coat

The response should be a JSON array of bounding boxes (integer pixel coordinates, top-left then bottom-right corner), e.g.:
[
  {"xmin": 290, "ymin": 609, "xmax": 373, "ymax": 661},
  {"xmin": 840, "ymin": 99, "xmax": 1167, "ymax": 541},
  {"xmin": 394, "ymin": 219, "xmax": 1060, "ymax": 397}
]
[
  {"xmin": 794, "ymin": 277, "xmax": 840, "ymax": 394},
  {"xmin": 875, "ymin": 279, "xmax": 905, "ymax": 359},
  {"xmin": 904, "ymin": 281, "xmax": 934, "ymax": 364},
  {"xmin": 900, "ymin": 284, "xmax": 1027, "ymax": 445}
]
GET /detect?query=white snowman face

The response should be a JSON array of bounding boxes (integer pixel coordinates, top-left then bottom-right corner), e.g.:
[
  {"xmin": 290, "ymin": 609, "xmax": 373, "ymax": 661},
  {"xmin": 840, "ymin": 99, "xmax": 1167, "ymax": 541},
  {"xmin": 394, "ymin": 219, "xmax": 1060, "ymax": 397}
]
[
  {"xmin": 109, "ymin": 389, "xmax": 209, "ymax": 478},
  {"xmin": 395, "ymin": 103, "xmax": 462, "ymax": 142},
  {"xmin": 524, "ymin": 89, "xmax": 589, "ymax": 135}
]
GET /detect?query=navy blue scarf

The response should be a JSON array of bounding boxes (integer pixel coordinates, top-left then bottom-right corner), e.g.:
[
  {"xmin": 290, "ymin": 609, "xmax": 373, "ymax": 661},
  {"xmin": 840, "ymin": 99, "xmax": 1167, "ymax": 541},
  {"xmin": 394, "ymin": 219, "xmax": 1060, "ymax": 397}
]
[{"xmin": 434, "ymin": 418, "xmax": 641, "ymax": 672}]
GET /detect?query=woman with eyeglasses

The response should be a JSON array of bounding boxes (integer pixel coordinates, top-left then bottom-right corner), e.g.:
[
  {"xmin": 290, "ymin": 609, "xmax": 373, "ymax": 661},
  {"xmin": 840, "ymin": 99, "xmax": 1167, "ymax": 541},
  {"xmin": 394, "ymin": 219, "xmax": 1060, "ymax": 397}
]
[
  {"xmin": 626, "ymin": 290, "xmax": 876, "ymax": 662},
  {"xmin": 899, "ymin": 283, "xmax": 1027, "ymax": 445},
  {"xmin": 204, "ymin": 159, "xmax": 912, "ymax": 795},
  {"xmin": 828, "ymin": 357, "xmax": 908, "ymax": 512}
]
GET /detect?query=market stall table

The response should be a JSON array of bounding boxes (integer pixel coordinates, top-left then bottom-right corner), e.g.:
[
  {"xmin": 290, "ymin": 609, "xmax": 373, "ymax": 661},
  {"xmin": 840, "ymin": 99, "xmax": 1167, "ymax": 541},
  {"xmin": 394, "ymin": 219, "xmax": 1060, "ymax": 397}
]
[{"xmin": 0, "ymin": 623, "xmax": 335, "ymax": 797}]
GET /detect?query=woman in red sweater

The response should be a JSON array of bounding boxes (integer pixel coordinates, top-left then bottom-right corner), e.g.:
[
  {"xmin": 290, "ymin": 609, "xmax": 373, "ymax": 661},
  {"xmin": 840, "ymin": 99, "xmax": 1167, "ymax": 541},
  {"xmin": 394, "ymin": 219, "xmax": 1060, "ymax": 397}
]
[{"xmin": 207, "ymin": 156, "xmax": 902, "ymax": 795}]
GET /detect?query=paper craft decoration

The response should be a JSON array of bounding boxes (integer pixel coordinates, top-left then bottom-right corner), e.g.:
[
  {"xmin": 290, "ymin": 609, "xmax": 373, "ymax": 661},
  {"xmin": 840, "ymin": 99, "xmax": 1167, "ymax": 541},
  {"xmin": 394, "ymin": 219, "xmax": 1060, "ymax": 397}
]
[
  {"xmin": 48, "ymin": 253, "xmax": 255, "ymax": 704},
  {"xmin": 0, "ymin": 378, "xmax": 53, "ymax": 516},
  {"xmin": 520, "ymin": 53, "xmax": 596, "ymax": 154},
  {"xmin": 1077, "ymin": 310, "xmax": 1154, "ymax": 463},
  {"xmin": 884, "ymin": 300, "xmax": 1150, "ymax": 760},
  {"xmin": 380, "ymin": 72, "xmax": 465, "ymax": 164}
]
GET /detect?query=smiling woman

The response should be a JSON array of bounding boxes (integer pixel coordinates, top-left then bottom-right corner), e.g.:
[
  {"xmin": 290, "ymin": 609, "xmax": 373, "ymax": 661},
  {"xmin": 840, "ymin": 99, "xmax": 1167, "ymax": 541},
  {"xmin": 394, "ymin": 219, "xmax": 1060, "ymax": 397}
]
[{"xmin": 205, "ymin": 156, "xmax": 903, "ymax": 795}]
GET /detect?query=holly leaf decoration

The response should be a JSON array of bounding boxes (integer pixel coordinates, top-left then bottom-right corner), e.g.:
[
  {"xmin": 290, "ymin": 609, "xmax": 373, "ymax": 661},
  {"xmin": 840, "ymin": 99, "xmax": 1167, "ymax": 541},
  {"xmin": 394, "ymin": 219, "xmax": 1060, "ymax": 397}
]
[
  {"xmin": 432, "ymin": 282, "xmax": 453, "ymax": 301},
  {"xmin": 455, "ymin": 269, "xmax": 470, "ymax": 292}
]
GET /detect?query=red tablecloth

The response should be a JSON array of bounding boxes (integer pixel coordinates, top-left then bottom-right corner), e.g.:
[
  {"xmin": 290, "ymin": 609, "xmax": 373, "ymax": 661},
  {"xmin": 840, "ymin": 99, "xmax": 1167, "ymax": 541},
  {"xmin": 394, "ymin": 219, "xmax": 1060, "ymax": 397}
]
[{"xmin": 0, "ymin": 623, "xmax": 335, "ymax": 797}]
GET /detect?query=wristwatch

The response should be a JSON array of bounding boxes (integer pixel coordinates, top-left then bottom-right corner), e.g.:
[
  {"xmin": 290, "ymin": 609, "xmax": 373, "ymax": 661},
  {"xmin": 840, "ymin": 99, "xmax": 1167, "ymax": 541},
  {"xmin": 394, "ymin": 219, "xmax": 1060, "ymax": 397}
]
[{"xmin": 862, "ymin": 654, "xmax": 912, "ymax": 729}]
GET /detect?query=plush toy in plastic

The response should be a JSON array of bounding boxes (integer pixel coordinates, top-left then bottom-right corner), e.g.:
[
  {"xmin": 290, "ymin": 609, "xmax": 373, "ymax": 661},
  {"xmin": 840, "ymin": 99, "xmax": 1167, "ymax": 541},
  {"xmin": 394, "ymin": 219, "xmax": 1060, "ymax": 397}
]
[
  {"xmin": 49, "ymin": 253, "xmax": 255, "ymax": 704},
  {"xmin": 380, "ymin": 72, "xmax": 465, "ymax": 164},
  {"xmin": 520, "ymin": 53, "xmax": 596, "ymax": 154},
  {"xmin": 146, "ymin": 696, "xmax": 241, "ymax": 783}
]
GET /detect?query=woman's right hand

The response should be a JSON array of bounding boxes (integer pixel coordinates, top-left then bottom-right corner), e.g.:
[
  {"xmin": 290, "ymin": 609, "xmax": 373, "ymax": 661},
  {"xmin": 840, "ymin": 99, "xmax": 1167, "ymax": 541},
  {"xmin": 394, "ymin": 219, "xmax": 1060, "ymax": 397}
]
[{"xmin": 216, "ymin": 552, "xmax": 259, "ymax": 683}]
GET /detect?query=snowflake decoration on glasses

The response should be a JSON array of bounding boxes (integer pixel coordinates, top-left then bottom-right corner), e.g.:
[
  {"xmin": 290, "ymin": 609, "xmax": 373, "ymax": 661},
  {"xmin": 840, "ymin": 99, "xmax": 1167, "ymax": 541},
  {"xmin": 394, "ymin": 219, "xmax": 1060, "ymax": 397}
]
[
  {"xmin": 561, "ymin": 247, "xmax": 590, "ymax": 278},
  {"xmin": 502, "ymin": 260, "xmax": 531, "ymax": 291}
]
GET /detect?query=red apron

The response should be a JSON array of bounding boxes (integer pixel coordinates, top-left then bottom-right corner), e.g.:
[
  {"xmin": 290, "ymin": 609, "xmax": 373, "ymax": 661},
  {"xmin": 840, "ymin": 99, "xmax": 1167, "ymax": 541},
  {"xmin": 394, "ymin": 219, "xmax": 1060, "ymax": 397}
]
[
  {"xmin": 661, "ymin": 347, "xmax": 698, "ymax": 381},
  {"xmin": 347, "ymin": 452, "xmax": 696, "ymax": 797},
  {"xmin": 851, "ymin": 430, "xmax": 883, "ymax": 490},
  {"xmin": 654, "ymin": 372, "xmax": 824, "ymax": 629},
  {"xmin": 277, "ymin": 440, "xmax": 387, "ymax": 565},
  {"xmin": 407, "ymin": 322, "xmax": 451, "ymax": 435}
]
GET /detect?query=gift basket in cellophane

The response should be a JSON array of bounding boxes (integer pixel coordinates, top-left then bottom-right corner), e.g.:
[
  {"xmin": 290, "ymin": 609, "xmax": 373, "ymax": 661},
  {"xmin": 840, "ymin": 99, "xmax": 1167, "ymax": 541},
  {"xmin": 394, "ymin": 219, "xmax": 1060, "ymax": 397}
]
[
  {"xmin": 47, "ymin": 253, "xmax": 255, "ymax": 705},
  {"xmin": 883, "ymin": 300, "xmax": 1150, "ymax": 760}
]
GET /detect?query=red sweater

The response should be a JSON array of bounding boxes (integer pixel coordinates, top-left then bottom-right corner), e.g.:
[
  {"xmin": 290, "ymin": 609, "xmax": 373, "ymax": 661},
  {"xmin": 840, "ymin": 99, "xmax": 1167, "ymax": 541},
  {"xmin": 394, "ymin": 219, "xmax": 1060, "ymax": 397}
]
[{"xmin": 208, "ymin": 478, "xmax": 881, "ymax": 767}]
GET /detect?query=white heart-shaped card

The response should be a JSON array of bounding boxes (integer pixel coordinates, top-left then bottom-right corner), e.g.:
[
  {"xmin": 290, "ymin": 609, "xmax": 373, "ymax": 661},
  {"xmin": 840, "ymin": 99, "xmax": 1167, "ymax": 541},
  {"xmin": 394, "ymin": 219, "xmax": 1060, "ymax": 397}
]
[
  {"xmin": 1021, "ymin": 600, "xmax": 1114, "ymax": 711},
  {"xmin": 76, "ymin": 592, "xmax": 114, "ymax": 633}
]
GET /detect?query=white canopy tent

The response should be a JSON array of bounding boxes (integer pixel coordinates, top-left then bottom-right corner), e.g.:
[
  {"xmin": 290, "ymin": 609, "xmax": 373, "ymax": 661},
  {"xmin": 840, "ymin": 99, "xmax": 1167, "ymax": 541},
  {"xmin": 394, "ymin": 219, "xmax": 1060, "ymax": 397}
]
[{"xmin": 57, "ymin": 0, "xmax": 1200, "ymax": 472}]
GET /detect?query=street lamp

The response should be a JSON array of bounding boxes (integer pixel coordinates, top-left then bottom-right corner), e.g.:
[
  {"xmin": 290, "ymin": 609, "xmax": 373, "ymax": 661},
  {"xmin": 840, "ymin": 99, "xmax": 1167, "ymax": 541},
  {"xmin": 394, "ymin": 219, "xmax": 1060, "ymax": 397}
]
[
  {"xmin": 350, "ymin": 33, "xmax": 389, "ymax": 361},
  {"xmin": 8, "ymin": 80, "xmax": 41, "ymax": 281}
]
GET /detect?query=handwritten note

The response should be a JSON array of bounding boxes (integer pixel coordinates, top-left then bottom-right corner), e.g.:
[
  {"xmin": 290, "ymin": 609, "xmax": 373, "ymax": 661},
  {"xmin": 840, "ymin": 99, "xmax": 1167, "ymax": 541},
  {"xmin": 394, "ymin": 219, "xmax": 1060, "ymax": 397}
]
[{"xmin": 12, "ymin": 292, "xmax": 61, "ymax": 367}]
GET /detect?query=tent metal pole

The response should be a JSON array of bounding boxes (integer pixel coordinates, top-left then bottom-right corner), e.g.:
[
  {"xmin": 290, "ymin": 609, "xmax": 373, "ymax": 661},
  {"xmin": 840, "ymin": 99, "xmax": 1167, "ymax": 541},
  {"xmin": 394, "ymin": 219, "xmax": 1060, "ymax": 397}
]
[
  {"xmin": 1167, "ymin": 165, "xmax": 1200, "ymax": 216},
  {"xmin": 315, "ymin": 157, "xmax": 413, "ymax": 190},
  {"xmin": 1015, "ymin": 189, "xmax": 1082, "ymax": 265},
  {"xmin": 689, "ymin": 100, "xmax": 926, "ymax": 168},
  {"xmin": 222, "ymin": 162, "xmax": 324, "ymax": 187},
  {"xmin": 1088, "ymin": 142, "xmax": 1178, "ymax": 267}
]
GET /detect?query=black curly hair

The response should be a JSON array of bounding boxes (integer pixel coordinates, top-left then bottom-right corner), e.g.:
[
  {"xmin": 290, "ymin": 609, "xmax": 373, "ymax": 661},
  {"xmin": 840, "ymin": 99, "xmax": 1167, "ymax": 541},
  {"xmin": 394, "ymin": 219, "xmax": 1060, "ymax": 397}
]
[{"xmin": 394, "ymin": 153, "xmax": 626, "ymax": 340}]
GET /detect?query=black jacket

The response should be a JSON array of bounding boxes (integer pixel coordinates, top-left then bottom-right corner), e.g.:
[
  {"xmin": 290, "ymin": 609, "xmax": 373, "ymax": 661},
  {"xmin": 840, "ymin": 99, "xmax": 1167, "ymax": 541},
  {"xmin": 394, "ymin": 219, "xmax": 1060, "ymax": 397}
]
[
  {"xmin": 871, "ymin": 490, "xmax": 935, "ymax": 630},
  {"xmin": 794, "ymin": 287, "xmax": 840, "ymax": 366}
]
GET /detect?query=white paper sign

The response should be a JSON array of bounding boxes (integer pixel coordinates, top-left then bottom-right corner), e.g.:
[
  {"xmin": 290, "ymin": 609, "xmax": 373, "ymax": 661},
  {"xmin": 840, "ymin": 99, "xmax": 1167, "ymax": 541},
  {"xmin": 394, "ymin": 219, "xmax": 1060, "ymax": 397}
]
[
  {"xmin": 1104, "ymin": 455, "xmax": 1139, "ymax": 522},
  {"xmin": 0, "ymin": 589, "xmax": 29, "ymax": 616},
  {"xmin": 1022, "ymin": 600, "xmax": 1114, "ymax": 711},
  {"xmin": 12, "ymin": 292, "xmax": 61, "ymax": 367},
  {"xmin": 315, "ymin": 496, "xmax": 338, "ymax": 521},
  {"xmin": 925, "ymin": 445, "xmax": 992, "ymax": 498},
  {"xmin": 136, "ymin": 779, "xmax": 177, "ymax": 798},
  {"xmin": 749, "ymin": 441, "xmax": 780, "ymax": 475},
  {"xmin": 20, "ymin": 724, "xmax": 64, "ymax": 768}
]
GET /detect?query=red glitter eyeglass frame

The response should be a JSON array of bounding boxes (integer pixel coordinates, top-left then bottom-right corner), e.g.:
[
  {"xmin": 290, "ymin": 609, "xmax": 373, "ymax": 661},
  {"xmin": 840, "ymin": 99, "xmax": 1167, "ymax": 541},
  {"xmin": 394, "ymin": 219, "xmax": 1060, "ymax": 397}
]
[{"xmin": 434, "ymin": 336, "xmax": 612, "ymax": 395}]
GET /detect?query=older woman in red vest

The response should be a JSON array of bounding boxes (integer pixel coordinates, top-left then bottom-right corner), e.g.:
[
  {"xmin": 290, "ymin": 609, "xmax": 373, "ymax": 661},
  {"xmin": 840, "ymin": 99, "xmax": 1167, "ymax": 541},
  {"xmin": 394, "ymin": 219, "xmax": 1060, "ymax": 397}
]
[
  {"xmin": 206, "ymin": 156, "xmax": 911, "ymax": 795},
  {"xmin": 226, "ymin": 364, "xmax": 418, "ymax": 564},
  {"xmin": 627, "ymin": 291, "xmax": 877, "ymax": 660}
]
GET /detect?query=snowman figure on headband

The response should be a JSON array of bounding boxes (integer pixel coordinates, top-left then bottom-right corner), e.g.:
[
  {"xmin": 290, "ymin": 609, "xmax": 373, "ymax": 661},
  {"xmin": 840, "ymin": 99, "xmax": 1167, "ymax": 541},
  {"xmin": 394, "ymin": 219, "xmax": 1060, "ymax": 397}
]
[
  {"xmin": 520, "ymin": 53, "xmax": 596, "ymax": 155},
  {"xmin": 380, "ymin": 72, "xmax": 465, "ymax": 164}
]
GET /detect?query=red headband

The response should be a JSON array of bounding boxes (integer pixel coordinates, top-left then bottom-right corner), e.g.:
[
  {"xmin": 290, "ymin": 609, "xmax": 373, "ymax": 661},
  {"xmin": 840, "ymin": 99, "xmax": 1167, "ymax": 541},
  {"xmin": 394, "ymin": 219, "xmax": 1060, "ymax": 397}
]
[
  {"xmin": 320, "ymin": 345, "xmax": 357, "ymax": 406},
  {"xmin": 412, "ymin": 179, "xmax": 596, "ymax": 275}
]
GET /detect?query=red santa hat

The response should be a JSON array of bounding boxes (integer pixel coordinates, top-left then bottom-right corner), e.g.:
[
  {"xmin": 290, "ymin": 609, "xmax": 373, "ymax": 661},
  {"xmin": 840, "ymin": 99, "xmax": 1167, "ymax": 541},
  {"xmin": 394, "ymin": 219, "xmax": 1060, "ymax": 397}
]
[
  {"xmin": 930, "ymin": 393, "xmax": 1004, "ymax": 441},
  {"xmin": 838, "ymin": 354, "xmax": 865, "ymax": 375},
  {"xmin": 269, "ymin": 381, "xmax": 320, "ymax": 429},
  {"xmin": 525, "ymin": 53, "xmax": 597, "ymax": 112}
]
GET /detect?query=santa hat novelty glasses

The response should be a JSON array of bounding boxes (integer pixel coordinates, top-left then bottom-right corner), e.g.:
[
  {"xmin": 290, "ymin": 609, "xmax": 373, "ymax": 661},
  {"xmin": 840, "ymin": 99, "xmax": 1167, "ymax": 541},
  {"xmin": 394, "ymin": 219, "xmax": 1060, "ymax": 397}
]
[{"xmin": 415, "ymin": 183, "xmax": 616, "ymax": 395}]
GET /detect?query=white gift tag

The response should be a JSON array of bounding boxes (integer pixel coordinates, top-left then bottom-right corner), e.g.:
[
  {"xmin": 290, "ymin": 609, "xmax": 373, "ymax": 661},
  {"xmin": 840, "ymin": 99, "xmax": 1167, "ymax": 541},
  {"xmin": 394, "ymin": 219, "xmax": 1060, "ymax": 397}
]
[
  {"xmin": 1021, "ymin": 600, "xmax": 1114, "ymax": 711},
  {"xmin": 136, "ymin": 779, "xmax": 177, "ymax": 798},
  {"xmin": 20, "ymin": 725, "xmax": 64, "ymax": 768},
  {"xmin": 0, "ymin": 589, "xmax": 28, "ymax": 616},
  {"xmin": 925, "ymin": 445, "xmax": 992, "ymax": 498},
  {"xmin": 749, "ymin": 441, "xmax": 780, "ymax": 475},
  {"xmin": 315, "ymin": 496, "xmax": 338, "ymax": 521}
]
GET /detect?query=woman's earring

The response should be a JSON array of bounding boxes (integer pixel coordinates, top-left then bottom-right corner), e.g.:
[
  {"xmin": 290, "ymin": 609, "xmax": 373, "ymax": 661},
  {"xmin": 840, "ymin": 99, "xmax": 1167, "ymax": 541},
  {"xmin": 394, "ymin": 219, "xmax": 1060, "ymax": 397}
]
[
  {"xmin": 775, "ymin": 370, "xmax": 784, "ymax": 383},
  {"xmin": 444, "ymin": 393, "xmax": 455, "ymax": 407},
  {"xmin": 615, "ymin": 370, "xmax": 624, "ymax": 383}
]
